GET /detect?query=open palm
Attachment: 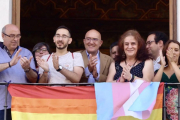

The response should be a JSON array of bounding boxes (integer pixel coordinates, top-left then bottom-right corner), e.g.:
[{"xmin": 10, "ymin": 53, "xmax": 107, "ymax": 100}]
[
  {"xmin": 36, "ymin": 57, "xmax": 49, "ymax": 72},
  {"xmin": 159, "ymin": 49, "xmax": 166, "ymax": 66}
]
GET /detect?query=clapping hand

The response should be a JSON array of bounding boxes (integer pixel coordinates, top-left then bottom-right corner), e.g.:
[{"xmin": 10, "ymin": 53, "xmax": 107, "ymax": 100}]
[
  {"xmin": 52, "ymin": 54, "xmax": 59, "ymax": 70},
  {"xmin": 166, "ymin": 47, "xmax": 176, "ymax": 63},
  {"xmin": 159, "ymin": 49, "xmax": 166, "ymax": 66},
  {"xmin": 88, "ymin": 54, "xmax": 98, "ymax": 73},
  {"xmin": 36, "ymin": 56, "xmax": 49, "ymax": 72},
  {"xmin": 20, "ymin": 56, "xmax": 33, "ymax": 70},
  {"xmin": 118, "ymin": 72, "xmax": 125, "ymax": 82},
  {"xmin": 92, "ymin": 65, "xmax": 98, "ymax": 78},
  {"xmin": 122, "ymin": 64, "xmax": 132, "ymax": 81},
  {"xmin": 10, "ymin": 49, "xmax": 21, "ymax": 66}
]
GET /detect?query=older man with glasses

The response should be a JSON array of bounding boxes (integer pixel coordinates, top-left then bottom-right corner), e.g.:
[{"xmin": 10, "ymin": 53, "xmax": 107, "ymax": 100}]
[
  {"xmin": 36, "ymin": 25, "xmax": 84, "ymax": 83},
  {"xmin": 146, "ymin": 31, "xmax": 168, "ymax": 71},
  {"xmin": 79, "ymin": 29, "xmax": 113, "ymax": 83},
  {"xmin": 0, "ymin": 24, "xmax": 37, "ymax": 120}
]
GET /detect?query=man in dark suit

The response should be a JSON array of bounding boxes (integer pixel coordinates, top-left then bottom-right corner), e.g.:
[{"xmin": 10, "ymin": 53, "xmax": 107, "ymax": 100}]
[{"xmin": 79, "ymin": 29, "xmax": 113, "ymax": 83}]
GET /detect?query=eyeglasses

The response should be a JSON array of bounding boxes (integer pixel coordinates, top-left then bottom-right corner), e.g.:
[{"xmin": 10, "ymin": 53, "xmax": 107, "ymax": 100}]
[
  {"xmin": 35, "ymin": 48, "xmax": 48, "ymax": 53},
  {"xmin": 55, "ymin": 34, "xmax": 70, "ymax": 39},
  {"xmin": 3, "ymin": 33, "xmax": 21, "ymax": 39},
  {"xmin": 146, "ymin": 41, "xmax": 155, "ymax": 46},
  {"xmin": 85, "ymin": 37, "xmax": 99, "ymax": 42}
]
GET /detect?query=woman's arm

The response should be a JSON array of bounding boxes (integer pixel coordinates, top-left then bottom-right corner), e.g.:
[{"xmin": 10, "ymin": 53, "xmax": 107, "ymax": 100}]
[
  {"xmin": 167, "ymin": 48, "xmax": 180, "ymax": 82},
  {"xmin": 106, "ymin": 62, "xmax": 116, "ymax": 82},
  {"xmin": 141, "ymin": 59, "xmax": 154, "ymax": 82},
  {"xmin": 152, "ymin": 66, "xmax": 164, "ymax": 82}
]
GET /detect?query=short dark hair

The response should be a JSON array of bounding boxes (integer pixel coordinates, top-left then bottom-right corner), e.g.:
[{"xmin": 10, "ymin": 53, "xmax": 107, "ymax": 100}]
[
  {"xmin": 148, "ymin": 31, "xmax": 168, "ymax": 45},
  {"xmin": 55, "ymin": 25, "xmax": 71, "ymax": 37},
  {"xmin": 32, "ymin": 42, "xmax": 51, "ymax": 67},
  {"xmin": 110, "ymin": 41, "xmax": 118, "ymax": 53}
]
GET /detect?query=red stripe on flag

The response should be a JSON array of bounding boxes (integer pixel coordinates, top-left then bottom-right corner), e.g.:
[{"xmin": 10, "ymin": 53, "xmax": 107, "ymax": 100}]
[
  {"xmin": 157, "ymin": 83, "xmax": 164, "ymax": 94},
  {"xmin": 8, "ymin": 84, "xmax": 95, "ymax": 99}
]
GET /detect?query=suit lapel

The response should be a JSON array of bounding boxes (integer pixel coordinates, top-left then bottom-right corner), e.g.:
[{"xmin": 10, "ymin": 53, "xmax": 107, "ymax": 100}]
[
  {"xmin": 81, "ymin": 50, "xmax": 89, "ymax": 68},
  {"xmin": 100, "ymin": 52, "xmax": 107, "ymax": 75}
]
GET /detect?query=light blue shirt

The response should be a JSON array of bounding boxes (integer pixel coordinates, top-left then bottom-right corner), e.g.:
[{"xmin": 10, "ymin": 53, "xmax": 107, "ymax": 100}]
[
  {"xmin": 0, "ymin": 46, "xmax": 36, "ymax": 110},
  {"xmin": 85, "ymin": 50, "xmax": 100, "ymax": 83}
]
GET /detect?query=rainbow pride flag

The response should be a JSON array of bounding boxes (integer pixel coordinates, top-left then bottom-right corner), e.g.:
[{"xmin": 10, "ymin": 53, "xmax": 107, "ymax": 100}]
[
  {"xmin": 95, "ymin": 80, "xmax": 163, "ymax": 120},
  {"xmin": 8, "ymin": 84, "xmax": 97, "ymax": 120}
]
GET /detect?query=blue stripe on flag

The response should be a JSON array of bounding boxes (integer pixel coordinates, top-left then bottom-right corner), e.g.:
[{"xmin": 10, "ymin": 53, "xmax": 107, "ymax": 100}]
[
  {"xmin": 95, "ymin": 83, "xmax": 114, "ymax": 120},
  {"xmin": 129, "ymin": 82, "xmax": 160, "ymax": 111}
]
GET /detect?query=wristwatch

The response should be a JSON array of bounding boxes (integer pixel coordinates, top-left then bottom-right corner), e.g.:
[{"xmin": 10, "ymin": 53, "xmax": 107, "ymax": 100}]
[
  {"xmin": 24, "ymin": 68, "xmax": 30, "ymax": 72},
  {"xmin": 56, "ymin": 65, "xmax": 63, "ymax": 72}
]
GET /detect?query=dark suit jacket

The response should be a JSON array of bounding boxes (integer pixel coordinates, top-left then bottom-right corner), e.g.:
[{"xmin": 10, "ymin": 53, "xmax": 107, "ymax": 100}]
[
  {"xmin": 79, "ymin": 50, "xmax": 113, "ymax": 83},
  {"xmin": 0, "ymin": 42, "xmax": 3, "ymax": 48}
]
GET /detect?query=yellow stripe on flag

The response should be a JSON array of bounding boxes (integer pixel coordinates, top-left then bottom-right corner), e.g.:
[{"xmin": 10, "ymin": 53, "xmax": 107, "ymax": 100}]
[
  {"xmin": 11, "ymin": 111, "xmax": 97, "ymax": 120},
  {"xmin": 117, "ymin": 109, "xmax": 162, "ymax": 120}
]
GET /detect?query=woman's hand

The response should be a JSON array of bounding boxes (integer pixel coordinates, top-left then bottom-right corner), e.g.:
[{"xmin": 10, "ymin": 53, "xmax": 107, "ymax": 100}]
[
  {"xmin": 166, "ymin": 48, "xmax": 175, "ymax": 63},
  {"xmin": 159, "ymin": 49, "xmax": 166, "ymax": 66},
  {"xmin": 122, "ymin": 65, "xmax": 132, "ymax": 81},
  {"xmin": 36, "ymin": 56, "xmax": 49, "ymax": 72},
  {"xmin": 119, "ymin": 73, "xmax": 125, "ymax": 82}
]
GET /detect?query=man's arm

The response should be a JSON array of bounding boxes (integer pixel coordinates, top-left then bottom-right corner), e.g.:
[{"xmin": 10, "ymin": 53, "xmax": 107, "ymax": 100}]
[
  {"xmin": 38, "ymin": 72, "xmax": 49, "ymax": 83},
  {"xmin": 20, "ymin": 56, "xmax": 37, "ymax": 83},
  {"xmin": 52, "ymin": 54, "xmax": 84, "ymax": 83},
  {"xmin": 0, "ymin": 63, "xmax": 9, "ymax": 72},
  {"xmin": 25, "ymin": 67, "xmax": 38, "ymax": 83},
  {"xmin": 0, "ymin": 49, "xmax": 21, "ymax": 72},
  {"xmin": 59, "ymin": 66, "xmax": 84, "ymax": 83}
]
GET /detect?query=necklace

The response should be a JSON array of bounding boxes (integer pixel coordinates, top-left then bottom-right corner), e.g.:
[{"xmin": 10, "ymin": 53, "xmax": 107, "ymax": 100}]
[{"xmin": 125, "ymin": 59, "xmax": 137, "ymax": 68}]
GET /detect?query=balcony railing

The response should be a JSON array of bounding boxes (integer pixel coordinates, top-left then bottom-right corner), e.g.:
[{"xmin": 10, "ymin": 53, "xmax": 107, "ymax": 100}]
[{"xmin": 1, "ymin": 82, "xmax": 180, "ymax": 120}]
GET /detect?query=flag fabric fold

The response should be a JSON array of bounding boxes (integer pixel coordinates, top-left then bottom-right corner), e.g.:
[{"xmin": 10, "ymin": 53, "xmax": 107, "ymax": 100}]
[{"xmin": 95, "ymin": 80, "xmax": 164, "ymax": 120}]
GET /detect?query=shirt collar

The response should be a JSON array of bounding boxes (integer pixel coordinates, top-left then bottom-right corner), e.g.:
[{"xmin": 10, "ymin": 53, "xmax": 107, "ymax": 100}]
[
  {"xmin": 154, "ymin": 56, "xmax": 160, "ymax": 63},
  {"xmin": 1, "ymin": 44, "xmax": 19, "ymax": 50},
  {"xmin": 2, "ymin": 44, "xmax": 19, "ymax": 58},
  {"xmin": 86, "ymin": 50, "xmax": 100, "ymax": 59}
]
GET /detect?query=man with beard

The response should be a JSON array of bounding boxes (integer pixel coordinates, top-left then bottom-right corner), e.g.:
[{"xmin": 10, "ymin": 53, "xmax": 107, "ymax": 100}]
[
  {"xmin": 146, "ymin": 31, "xmax": 168, "ymax": 71},
  {"xmin": 37, "ymin": 25, "xmax": 84, "ymax": 83}
]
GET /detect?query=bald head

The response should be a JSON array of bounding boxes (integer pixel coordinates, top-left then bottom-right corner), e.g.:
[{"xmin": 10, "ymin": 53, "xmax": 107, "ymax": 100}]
[
  {"xmin": 2, "ymin": 24, "xmax": 21, "ymax": 52},
  {"xmin": 3, "ymin": 24, "xmax": 20, "ymax": 33},
  {"xmin": 85, "ymin": 29, "xmax": 101, "ymax": 40},
  {"xmin": 83, "ymin": 29, "xmax": 103, "ymax": 56}
]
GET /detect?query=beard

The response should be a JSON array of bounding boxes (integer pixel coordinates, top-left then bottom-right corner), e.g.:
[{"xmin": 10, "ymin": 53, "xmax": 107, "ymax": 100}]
[{"xmin": 55, "ymin": 41, "xmax": 68, "ymax": 50}]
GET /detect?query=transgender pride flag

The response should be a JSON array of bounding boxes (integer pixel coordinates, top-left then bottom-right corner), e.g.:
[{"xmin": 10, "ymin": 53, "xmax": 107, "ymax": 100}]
[{"xmin": 95, "ymin": 80, "xmax": 163, "ymax": 120}]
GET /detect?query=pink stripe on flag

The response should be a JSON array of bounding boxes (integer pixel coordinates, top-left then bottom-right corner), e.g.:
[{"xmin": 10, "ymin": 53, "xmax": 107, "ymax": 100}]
[
  {"xmin": 142, "ymin": 100, "xmax": 156, "ymax": 119},
  {"xmin": 112, "ymin": 83, "xmax": 130, "ymax": 114},
  {"xmin": 138, "ymin": 82, "xmax": 150, "ymax": 94}
]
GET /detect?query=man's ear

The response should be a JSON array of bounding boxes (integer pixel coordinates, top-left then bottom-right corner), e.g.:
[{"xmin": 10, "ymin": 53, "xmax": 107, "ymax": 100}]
[
  {"xmin": 68, "ymin": 38, "xmax": 72, "ymax": 44},
  {"xmin": 158, "ymin": 40, "xmax": 163, "ymax": 48},
  {"xmin": 99, "ymin": 40, "xmax": 103, "ymax": 47},
  {"xmin": 53, "ymin": 36, "xmax": 55, "ymax": 43},
  {"xmin": 1, "ymin": 33, "xmax": 4, "ymax": 39},
  {"xmin": 83, "ymin": 39, "xmax": 86, "ymax": 45}
]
